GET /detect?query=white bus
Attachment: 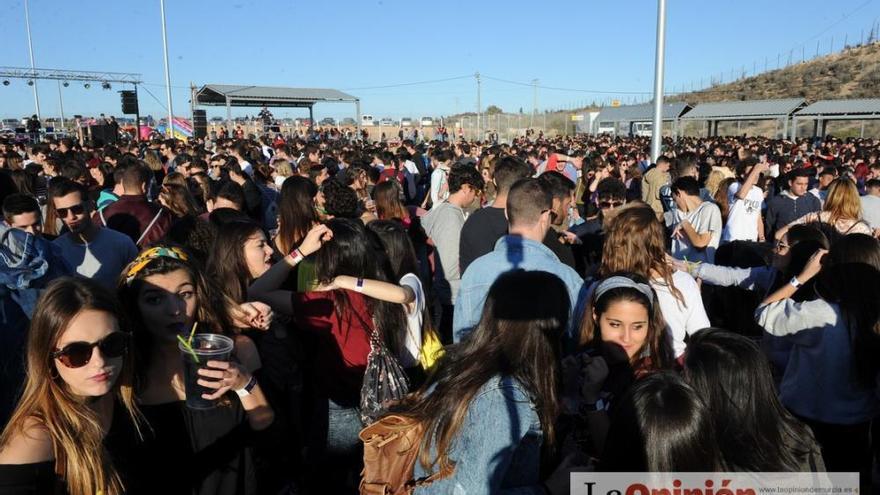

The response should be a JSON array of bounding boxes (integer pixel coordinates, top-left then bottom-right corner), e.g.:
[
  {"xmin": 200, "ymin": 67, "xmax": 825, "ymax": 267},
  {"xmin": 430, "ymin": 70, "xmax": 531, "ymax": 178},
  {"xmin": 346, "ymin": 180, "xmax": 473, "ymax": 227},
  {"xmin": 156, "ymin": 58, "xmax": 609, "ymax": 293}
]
[
  {"xmin": 632, "ymin": 122, "xmax": 653, "ymax": 137},
  {"xmin": 597, "ymin": 121, "xmax": 616, "ymax": 135},
  {"xmin": 361, "ymin": 114, "xmax": 375, "ymax": 126}
]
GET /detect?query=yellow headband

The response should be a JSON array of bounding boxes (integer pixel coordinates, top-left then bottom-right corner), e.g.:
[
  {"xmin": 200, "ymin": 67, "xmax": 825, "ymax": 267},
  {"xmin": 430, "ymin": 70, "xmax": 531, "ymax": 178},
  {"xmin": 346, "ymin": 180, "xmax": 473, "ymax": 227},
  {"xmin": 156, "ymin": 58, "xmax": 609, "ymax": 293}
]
[{"xmin": 124, "ymin": 246, "xmax": 189, "ymax": 285}]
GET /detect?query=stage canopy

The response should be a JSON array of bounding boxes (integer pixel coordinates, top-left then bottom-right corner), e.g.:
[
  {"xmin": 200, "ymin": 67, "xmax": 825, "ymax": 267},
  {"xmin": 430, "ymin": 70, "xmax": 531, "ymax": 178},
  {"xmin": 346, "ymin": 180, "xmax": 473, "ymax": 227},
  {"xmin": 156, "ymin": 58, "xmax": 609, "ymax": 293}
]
[{"xmin": 194, "ymin": 84, "xmax": 361, "ymax": 130}]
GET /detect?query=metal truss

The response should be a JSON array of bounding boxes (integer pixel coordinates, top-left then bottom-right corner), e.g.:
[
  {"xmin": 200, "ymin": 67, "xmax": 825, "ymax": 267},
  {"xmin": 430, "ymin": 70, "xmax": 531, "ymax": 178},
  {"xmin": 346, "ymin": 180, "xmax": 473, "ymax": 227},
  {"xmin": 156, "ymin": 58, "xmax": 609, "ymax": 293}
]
[{"xmin": 0, "ymin": 66, "xmax": 142, "ymax": 84}]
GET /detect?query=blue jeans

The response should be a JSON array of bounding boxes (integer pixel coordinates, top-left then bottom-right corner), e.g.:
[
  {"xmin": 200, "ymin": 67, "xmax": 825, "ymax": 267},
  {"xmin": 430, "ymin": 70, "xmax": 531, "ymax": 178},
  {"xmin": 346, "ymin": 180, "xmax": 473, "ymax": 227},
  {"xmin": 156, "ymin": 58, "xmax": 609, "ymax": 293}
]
[{"xmin": 326, "ymin": 398, "xmax": 363, "ymax": 456}]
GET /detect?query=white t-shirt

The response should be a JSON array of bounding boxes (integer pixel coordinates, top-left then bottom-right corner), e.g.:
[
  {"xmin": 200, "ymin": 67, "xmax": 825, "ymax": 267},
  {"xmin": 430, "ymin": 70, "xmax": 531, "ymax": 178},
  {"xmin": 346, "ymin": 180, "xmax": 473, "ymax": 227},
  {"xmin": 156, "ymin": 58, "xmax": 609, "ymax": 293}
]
[
  {"xmin": 722, "ymin": 182, "xmax": 764, "ymax": 242},
  {"xmin": 861, "ymin": 195, "xmax": 880, "ymax": 229},
  {"xmin": 399, "ymin": 273, "xmax": 426, "ymax": 369},
  {"xmin": 430, "ymin": 167, "xmax": 450, "ymax": 206},
  {"xmin": 651, "ymin": 270, "xmax": 711, "ymax": 358},
  {"xmin": 403, "ymin": 159, "xmax": 419, "ymax": 176},
  {"xmin": 239, "ymin": 160, "xmax": 253, "ymax": 176},
  {"xmin": 52, "ymin": 227, "xmax": 138, "ymax": 289},
  {"xmin": 671, "ymin": 201, "xmax": 723, "ymax": 264}
]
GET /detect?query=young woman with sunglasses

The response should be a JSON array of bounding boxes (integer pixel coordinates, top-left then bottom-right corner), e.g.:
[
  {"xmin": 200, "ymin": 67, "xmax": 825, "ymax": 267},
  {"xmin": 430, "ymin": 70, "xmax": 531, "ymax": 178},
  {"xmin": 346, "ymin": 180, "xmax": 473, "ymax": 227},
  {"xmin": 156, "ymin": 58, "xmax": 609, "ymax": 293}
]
[
  {"xmin": 116, "ymin": 246, "xmax": 274, "ymax": 495},
  {"xmin": 0, "ymin": 277, "xmax": 143, "ymax": 495}
]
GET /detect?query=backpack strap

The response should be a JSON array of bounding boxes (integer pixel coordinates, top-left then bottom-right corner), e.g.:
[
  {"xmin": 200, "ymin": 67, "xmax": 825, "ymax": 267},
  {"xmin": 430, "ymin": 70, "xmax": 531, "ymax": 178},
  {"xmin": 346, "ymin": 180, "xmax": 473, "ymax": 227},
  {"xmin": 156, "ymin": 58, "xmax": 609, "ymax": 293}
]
[
  {"xmin": 98, "ymin": 207, "xmax": 107, "ymax": 227},
  {"xmin": 136, "ymin": 208, "xmax": 164, "ymax": 246},
  {"xmin": 844, "ymin": 219, "xmax": 870, "ymax": 234}
]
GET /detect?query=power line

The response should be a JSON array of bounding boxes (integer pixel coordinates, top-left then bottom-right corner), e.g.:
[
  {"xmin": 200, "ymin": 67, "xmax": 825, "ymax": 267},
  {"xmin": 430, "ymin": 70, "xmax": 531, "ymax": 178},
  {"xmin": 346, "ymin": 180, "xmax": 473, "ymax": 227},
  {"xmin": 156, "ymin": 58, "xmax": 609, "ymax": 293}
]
[
  {"xmin": 341, "ymin": 75, "xmax": 473, "ymax": 91},
  {"xmin": 138, "ymin": 84, "xmax": 169, "ymax": 112},
  {"xmin": 482, "ymin": 74, "xmax": 654, "ymax": 95}
]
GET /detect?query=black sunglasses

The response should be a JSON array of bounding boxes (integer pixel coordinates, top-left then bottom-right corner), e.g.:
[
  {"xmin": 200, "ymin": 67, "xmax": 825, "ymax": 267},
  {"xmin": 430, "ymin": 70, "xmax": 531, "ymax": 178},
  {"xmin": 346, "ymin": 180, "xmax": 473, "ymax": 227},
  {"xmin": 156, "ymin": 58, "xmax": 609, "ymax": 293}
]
[
  {"xmin": 598, "ymin": 200, "xmax": 624, "ymax": 209},
  {"xmin": 52, "ymin": 332, "xmax": 128, "ymax": 369},
  {"xmin": 55, "ymin": 203, "xmax": 85, "ymax": 218}
]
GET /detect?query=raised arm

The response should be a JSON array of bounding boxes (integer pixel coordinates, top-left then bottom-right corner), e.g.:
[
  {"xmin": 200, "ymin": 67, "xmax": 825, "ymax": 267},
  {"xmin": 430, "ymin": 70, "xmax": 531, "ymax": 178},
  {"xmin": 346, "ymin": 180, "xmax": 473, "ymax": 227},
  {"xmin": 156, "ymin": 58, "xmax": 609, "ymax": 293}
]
[
  {"xmin": 736, "ymin": 161, "xmax": 769, "ymax": 200},
  {"xmin": 317, "ymin": 275, "xmax": 415, "ymax": 305},
  {"xmin": 248, "ymin": 224, "xmax": 332, "ymax": 315}
]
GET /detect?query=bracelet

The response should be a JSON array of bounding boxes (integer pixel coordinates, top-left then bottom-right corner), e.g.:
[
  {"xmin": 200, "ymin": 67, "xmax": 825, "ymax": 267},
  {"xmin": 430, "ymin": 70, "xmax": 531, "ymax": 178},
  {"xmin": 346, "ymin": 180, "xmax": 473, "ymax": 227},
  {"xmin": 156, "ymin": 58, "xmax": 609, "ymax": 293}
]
[
  {"xmin": 789, "ymin": 276, "xmax": 802, "ymax": 289},
  {"xmin": 354, "ymin": 278, "xmax": 365, "ymax": 293},
  {"xmin": 288, "ymin": 248, "xmax": 304, "ymax": 265},
  {"xmin": 235, "ymin": 375, "xmax": 258, "ymax": 397}
]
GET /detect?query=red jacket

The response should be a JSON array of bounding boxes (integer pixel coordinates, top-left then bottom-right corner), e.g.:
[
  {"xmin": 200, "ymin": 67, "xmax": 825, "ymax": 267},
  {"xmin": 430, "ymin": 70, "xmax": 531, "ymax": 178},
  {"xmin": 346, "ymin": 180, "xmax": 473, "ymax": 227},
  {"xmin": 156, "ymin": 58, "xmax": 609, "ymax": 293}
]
[
  {"xmin": 291, "ymin": 289, "xmax": 374, "ymax": 405},
  {"xmin": 93, "ymin": 194, "xmax": 172, "ymax": 247}
]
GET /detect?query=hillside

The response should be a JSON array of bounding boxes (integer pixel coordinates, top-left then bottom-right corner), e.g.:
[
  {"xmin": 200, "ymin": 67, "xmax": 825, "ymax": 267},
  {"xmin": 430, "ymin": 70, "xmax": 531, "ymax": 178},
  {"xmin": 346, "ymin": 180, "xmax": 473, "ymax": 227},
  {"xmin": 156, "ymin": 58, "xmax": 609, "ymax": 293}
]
[
  {"xmin": 671, "ymin": 41, "xmax": 880, "ymax": 104},
  {"xmin": 440, "ymin": 42, "xmax": 880, "ymax": 138}
]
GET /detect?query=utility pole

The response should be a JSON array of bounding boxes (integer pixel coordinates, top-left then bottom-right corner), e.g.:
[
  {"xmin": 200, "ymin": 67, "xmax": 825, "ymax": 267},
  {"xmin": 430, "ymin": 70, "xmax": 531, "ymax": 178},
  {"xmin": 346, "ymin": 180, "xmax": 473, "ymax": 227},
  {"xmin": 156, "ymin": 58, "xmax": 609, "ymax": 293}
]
[
  {"xmin": 56, "ymin": 80, "xmax": 65, "ymax": 132},
  {"xmin": 531, "ymin": 79, "xmax": 538, "ymax": 129},
  {"xmin": 160, "ymin": 0, "xmax": 175, "ymax": 138},
  {"xmin": 475, "ymin": 71, "xmax": 481, "ymax": 140},
  {"xmin": 650, "ymin": 0, "xmax": 667, "ymax": 162},
  {"xmin": 24, "ymin": 0, "xmax": 41, "ymax": 121}
]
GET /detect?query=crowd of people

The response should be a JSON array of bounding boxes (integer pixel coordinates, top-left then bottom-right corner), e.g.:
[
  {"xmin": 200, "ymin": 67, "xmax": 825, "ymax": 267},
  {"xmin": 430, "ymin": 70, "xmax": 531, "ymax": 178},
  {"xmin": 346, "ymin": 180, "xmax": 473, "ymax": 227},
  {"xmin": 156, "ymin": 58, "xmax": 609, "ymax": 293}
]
[{"xmin": 0, "ymin": 127, "xmax": 880, "ymax": 494}]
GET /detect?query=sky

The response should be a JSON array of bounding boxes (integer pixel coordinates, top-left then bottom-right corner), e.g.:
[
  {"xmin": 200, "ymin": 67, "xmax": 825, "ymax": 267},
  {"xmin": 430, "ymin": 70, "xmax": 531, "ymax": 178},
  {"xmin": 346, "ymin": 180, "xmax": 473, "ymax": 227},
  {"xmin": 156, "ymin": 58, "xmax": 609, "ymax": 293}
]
[{"xmin": 1, "ymin": 0, "xmax": 878, "ymax": 122}]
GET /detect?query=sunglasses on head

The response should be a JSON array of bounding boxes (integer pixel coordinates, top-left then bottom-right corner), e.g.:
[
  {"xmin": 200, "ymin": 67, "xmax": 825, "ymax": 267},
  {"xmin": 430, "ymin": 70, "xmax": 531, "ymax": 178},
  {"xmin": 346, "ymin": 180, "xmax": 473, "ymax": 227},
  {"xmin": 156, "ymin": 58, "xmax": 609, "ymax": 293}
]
[
  {"xmin": 52, "ymin": 332, "xmax": 128, "ymax": 369},
  {"xmin": 55, "ymin": 203, "xmax": 85, "ymax": 218}
]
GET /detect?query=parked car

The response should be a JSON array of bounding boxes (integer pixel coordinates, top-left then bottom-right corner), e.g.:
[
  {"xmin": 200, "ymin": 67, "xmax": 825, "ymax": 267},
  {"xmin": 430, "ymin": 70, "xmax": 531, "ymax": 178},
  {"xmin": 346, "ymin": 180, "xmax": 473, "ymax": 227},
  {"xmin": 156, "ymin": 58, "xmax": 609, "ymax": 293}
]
[
  {"xmin": 420, "ymin": 116, "xmax": 434, "ymax": 127},
  {"xmin": 361, "ymin": 114, "xmax": 375, "ymax": 126},
  {"xmin": 380, "ymin": 118, "xmax": 394, "ymax": 127},
  {"xmin": 340, "ymin": 117, "xmax": 357, "ymax": 126},
  {"xmin": 319, "ymin": 117, "xmax": 336, "ymax": 126},
  {"xmin": 400, "ymin": 117, "xmax": 413, "ymax": 127}
]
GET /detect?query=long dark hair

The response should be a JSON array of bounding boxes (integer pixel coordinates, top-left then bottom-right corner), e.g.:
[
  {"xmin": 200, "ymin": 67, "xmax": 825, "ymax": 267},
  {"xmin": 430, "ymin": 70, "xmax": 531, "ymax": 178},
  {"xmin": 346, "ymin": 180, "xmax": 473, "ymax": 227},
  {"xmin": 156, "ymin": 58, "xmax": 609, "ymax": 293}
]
[
  {"xmin": 313, "ymin": 218, "xmax": 407, "ymax": 355},
  {"xmin": 276, "ymin": 175, "xmax": 319, "ymax": 254},
  {"xmin": 580, "ymin": 272, "xmax": 673, "ymax": 371},
  {"xmin": 207, "ymin": 221, "xmax": 265, "ymax": 303},
  {"xmin": 684, "ymin": 328, "xmax": 820, "ymax": 471},
  {"xmin": 817, "ymin": 234, "xmax": 880, "ymax": 387},
  {"xmin": 394, "ymin": 270, "xmax": 569, "ymax": 471},
  {"xmin": 366, "ymin": 219, "xmax": 419, "ymax": 280},
  {"xmin": 372, "ymin": 181, "xmax": 408, "ymax": 222},
  {"xmin": 117, "ymin": 248, "xmax": 234, "ymax": 392},
  {"xmin": 601, "ymin": 371, "xmax": 720, "ymax": 472}
]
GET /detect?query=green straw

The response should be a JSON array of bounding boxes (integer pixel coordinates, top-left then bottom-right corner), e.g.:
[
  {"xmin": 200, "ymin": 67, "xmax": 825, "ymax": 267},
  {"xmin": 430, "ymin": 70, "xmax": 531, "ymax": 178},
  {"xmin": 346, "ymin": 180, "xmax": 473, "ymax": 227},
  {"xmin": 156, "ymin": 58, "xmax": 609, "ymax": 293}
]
[
  {"xmin": 177, "ymin": 322, "xmax": 200, "ymax": 364},
  {"xmin": 187, "ymin": 322, "xmax": 198, "ymax": 346}
]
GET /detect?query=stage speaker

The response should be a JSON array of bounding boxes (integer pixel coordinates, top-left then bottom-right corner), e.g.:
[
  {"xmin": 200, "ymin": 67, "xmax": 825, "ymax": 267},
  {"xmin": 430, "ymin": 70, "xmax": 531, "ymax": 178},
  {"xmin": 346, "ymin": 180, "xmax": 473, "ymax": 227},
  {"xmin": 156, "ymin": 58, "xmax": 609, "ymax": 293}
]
[
  {"xmin": 120, "ymin": 90, "xmax": 138, "ymax": 115},
  {"xmin": 193, "ymin": 109, "xmax": 207, "ymax": 139},
  {"xmin": 89, "ymin": 124, "xmax": 117, "ymax": 145}
]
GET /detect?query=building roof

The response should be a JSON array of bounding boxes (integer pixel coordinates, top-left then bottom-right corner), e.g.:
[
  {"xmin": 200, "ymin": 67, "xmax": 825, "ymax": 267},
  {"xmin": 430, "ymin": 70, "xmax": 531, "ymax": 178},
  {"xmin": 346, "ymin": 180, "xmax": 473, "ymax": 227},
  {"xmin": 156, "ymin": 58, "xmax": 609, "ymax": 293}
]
[
  {"xmin": 794, "ymin": 99, "xmax": 880, "ymax": 117},
  {"xmin": 595, "ymin": 102, "xmax": 690, "ymax": 123},
  {"xmin": 195, "ymin": 84, "xmax": 358, "ymax": 108},
  {"xmin": 681, "ymin": 98, "xmax": 805, "ymax": 120}
]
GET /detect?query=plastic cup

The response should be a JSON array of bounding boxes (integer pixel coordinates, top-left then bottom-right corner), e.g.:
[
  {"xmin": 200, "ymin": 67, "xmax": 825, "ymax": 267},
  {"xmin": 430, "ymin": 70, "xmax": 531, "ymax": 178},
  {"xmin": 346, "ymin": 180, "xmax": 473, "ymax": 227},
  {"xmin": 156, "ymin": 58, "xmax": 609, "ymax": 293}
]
[{"xmin": 178, "ymin": 333, "xmax": 234, "ymax": 410}]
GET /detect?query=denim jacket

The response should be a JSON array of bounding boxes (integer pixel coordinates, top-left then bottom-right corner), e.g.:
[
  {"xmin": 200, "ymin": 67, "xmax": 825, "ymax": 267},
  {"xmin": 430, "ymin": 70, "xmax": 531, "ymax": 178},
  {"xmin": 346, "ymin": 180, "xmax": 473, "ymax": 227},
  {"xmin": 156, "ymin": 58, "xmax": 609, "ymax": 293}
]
[
  {"xmin": 454, "ymin": 235, "xmax": 585, "ymax": 349},
  {"xmin": 0, "ymin": 225, "xmax": 67, "ymax": 320},
  {"xmin": 413, "ymin": 375, "xmax": 545, "ymax": 495}
]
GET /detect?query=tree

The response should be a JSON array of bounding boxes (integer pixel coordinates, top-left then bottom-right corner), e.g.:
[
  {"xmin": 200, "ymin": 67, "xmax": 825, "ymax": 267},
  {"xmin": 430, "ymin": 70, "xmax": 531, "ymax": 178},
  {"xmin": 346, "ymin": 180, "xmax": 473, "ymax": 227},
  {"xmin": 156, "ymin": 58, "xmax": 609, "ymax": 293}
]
[{"xmin": 486, "ymin": 105, "xmax": 503, "ymax": 115}]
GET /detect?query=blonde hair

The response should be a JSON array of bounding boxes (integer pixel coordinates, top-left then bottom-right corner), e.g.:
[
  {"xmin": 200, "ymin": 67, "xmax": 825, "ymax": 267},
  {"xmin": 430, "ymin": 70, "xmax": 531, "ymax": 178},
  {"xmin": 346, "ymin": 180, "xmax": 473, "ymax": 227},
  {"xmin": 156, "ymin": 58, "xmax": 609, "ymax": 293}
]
[
  {"xmin": 0, "ymin": 278, "xmax": 143, "ymax": 495},
  {"xmin": 600, "ymin": 203, "xmax": 683, "ymax": 303},
  {"xmin": 274, "ymin": 159, "xmax": 293, "ymax": 178},
  {"xmin": 143, "ymin": 151, "xmax": 163, "ymax": 172},
  {"xmin": 823, "ymin": 178, "xmax": 862, "ymax": 225}
]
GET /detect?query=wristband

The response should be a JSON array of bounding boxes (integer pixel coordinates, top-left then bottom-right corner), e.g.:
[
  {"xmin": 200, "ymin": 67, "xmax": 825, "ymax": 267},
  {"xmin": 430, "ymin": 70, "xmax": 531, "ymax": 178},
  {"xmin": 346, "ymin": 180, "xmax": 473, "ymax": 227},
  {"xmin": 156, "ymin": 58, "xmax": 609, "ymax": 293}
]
[
  {"xmin": 288, "ymin": 248, "xmax": 304, "ymax": 265},
  {"xmin": 354, "ymin": 278, "xmax": 365, "ymax": 293},
  {"xmin": 789, "ymin": 276, "xmax": 802, "ymax": 289},
  {"xmin": 235, "ymin": 375, "xmax": 258, "ymax": 397}
]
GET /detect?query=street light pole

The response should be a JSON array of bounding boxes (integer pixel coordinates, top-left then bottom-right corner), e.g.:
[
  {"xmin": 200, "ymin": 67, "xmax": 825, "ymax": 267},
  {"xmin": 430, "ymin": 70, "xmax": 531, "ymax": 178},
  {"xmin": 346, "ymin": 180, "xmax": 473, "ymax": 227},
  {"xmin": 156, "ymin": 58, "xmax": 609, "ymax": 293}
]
[
  {"xmin": 160, "ymin": 0, "xmax": 175, "ymax": 138},
  {"xmin": 650, "ymin": 0, "xmax": 667, "ymax": 163},
  {"xmin": 57, "ymin": 80, "xmax": 65, "ymax": 132},
  {"xmin": 475, "ymin": 71, "xmax": 481, "ymax": 140},
  {"xmin": 24, "ymin": 0, "xmax": 41, "ymax": 121}
]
